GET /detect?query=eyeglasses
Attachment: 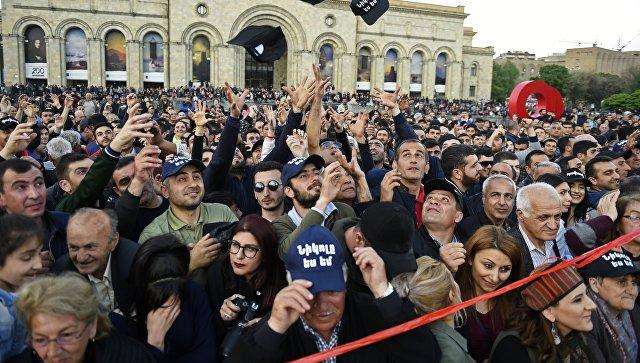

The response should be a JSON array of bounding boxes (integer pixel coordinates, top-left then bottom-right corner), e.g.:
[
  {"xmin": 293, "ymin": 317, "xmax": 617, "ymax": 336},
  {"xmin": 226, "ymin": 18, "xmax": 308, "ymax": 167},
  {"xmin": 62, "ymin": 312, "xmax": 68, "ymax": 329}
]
[
  {"xmin": 623, "ymin": 215, "xmax": 640, "ymax": 223},
  {"xmin": 31, "ymin": 322, "xmax": 90, "ymax": 349},
  {"xmin": 254, "ymin": 180, "xmax": 280, "ymax": 193},
  {"xmin": 480, "ymin": 161, "xmax": 493, "ymax": 167},
  {"xmin": 230, "ymin": 240, "xmax": 261, "ymax": 258}
]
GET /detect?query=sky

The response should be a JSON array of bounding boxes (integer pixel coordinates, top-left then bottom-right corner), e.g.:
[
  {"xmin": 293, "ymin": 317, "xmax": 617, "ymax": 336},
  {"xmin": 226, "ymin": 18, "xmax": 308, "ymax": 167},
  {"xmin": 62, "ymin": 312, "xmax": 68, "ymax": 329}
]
[{"xmin": 414, "ymin": 0, "xmax": 640, "ymax": 58}]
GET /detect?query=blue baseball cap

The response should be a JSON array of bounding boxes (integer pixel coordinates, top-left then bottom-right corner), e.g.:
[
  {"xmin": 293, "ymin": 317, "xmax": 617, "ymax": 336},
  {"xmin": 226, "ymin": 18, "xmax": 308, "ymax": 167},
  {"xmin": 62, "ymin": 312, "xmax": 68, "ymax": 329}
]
[
  {"xmin": 161, "ymin": 156, "xmax": 205, "ymax": 180},
  {"xmin": 281, "ymin": 154, "xmax": 325, "ymax": 185},
  {"xmin": 285, "ymin": 225, "xmax": 345, "ymax": 294}
]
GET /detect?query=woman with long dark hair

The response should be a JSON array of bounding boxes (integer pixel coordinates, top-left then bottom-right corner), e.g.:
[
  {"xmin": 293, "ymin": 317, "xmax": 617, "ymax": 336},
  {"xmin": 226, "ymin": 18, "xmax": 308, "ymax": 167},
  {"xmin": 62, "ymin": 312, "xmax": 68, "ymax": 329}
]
[
  {"xmin": 455, "ymin": 225, "xmax": 524, "ymax": 362},
  {"xmin": 564, "ymin": 169, "xmax": 589, "ymax": 227},
  {"xmin": 205, "ymin": 214, "xmax": 286, "ymax": 343},
  {"xmin": 130, "ymin": 234, "xmax": 217, "ymax": 362}
]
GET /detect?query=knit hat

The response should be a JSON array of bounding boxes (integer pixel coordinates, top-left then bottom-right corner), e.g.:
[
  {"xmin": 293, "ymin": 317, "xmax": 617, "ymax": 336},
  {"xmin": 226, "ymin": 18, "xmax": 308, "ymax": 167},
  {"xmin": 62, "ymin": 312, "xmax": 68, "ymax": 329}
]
[{"xmin": 521, "ymin": 262, "xmax": 584, "ymax": 311}]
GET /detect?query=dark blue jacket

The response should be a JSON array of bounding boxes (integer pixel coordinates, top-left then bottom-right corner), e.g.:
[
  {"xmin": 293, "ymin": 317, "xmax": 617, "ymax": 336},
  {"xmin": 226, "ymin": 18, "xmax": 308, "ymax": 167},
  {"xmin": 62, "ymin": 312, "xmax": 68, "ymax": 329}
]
[{"xmin": 42, "ymin": 211, "xmax": 69, "ymax": 260}]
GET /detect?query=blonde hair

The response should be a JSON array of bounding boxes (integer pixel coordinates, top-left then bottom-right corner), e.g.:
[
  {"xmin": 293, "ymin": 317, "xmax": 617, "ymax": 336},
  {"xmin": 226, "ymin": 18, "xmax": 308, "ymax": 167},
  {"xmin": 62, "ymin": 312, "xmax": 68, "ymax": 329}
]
[
  {"xmin": 393, "ymin": 256, "xmax": 456, "ymax": 314},
  {"xmin": 16, "ymin": 273, "xmax": 110, "ymax": 339}
]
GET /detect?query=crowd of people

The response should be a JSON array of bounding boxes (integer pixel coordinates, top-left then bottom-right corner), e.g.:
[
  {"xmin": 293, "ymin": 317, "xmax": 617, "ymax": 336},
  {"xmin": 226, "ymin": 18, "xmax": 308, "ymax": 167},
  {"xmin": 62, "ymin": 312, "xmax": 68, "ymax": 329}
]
[{"xmin": 0, "ymin": 63, "xmax": 639, "ymax": 363}]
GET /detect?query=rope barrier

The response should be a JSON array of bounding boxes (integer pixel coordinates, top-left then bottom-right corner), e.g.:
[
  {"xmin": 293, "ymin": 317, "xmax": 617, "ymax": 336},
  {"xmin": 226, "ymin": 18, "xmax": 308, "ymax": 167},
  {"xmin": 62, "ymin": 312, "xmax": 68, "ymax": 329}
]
[{"xmin": 290, "ymin": 229, "xmax": 640, "ymax": 363}]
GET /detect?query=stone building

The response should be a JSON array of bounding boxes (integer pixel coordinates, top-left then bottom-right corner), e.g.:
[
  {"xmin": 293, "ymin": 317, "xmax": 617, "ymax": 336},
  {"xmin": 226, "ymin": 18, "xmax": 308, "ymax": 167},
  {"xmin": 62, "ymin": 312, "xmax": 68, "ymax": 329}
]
[
  {"xmin": 494, "ymin": 50, "xmax": 564, "ymax": 82},
  {"xmin": 0, "ymin": 0, "xmax": 494, "ymax": 99}
]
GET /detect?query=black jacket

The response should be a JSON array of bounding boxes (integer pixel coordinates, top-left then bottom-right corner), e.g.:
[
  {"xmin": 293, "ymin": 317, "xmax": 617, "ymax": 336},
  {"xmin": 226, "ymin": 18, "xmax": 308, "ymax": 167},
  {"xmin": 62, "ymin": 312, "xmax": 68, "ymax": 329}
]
[
  {"xmin": 225, "ymin": 290, "xmax": 441, "ymax": 362},
  {"xmin": 41, "ymin": 210, "xmax": 70, "ymax": 260},
  {"xmin": 53, "ymin": 238, "xmax": 139, "ymax": 315},
  {"xmin": 412, "ymin": 224, "xmax": 465, "ymax": 260},
  {"xmin": 507, "ymin": 226, "xmax": 561, "ymax": 276},
  {"xmin": 458, "ymin": 208, "xmax": 517, "ymax": 241}
]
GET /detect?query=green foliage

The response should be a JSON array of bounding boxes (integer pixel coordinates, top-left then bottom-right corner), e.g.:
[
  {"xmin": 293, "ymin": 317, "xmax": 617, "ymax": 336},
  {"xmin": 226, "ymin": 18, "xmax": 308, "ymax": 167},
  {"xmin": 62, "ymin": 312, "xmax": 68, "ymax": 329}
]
[
  {"xmin": 602, "ymin": 89, "xmax": 640, "ymax": 111},
  {"xmin": 491, "ymin": 61, "xmax": 519, "ymax": 101},
  {"xmin": 538, "ymin": 65, "xmax": 570, "ymax": 96},
  {"xmin": 567, "ymin": 72, "xmax": 624, "ymax": 105}
]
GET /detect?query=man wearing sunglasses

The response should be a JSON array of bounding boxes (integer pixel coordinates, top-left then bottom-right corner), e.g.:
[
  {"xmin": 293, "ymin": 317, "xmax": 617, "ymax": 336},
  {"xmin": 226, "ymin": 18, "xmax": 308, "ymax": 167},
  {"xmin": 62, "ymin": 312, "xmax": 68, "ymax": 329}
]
[{"xmin": 253, "ymin": 161, "xmax": 285, "ymax": 222}]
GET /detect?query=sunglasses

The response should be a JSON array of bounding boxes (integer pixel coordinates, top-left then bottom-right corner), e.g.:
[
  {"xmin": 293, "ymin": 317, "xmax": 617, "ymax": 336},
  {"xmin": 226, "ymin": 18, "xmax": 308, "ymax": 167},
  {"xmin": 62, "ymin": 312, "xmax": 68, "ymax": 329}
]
[
  {"xmin": 480, "ymin": 161, "xmax": 493, "ymax": 167},
  {"xmin": 254, "ymin": 180, "xmax": 280, "ymax": 193},
  {"xmin": 321, "ymin": 140, "xmax": 342, "ymax": 150}
]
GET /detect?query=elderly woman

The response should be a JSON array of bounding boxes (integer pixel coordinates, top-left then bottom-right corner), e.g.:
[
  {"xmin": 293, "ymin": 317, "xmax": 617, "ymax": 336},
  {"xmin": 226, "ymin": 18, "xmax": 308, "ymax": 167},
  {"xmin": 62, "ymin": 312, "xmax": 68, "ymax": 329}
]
[{"xmin": 9, "ymin": 273, "xmax": 153, "ymax": 363}]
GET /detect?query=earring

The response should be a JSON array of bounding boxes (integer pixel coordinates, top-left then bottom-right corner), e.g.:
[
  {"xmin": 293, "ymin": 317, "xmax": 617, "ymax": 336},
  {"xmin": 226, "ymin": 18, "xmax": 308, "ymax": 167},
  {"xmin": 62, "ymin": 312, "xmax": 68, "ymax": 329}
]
[{"xmin": 550, "ymin": 322, "xmax": 561, "ymax": 345}]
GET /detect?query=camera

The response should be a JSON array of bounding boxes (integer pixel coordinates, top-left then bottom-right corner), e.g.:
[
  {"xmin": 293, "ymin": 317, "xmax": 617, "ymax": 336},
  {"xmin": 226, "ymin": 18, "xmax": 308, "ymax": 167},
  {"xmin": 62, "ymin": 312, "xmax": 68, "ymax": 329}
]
[{"xmin": 221, "ymin": 296, "xmax": 260, "ymax": 357}]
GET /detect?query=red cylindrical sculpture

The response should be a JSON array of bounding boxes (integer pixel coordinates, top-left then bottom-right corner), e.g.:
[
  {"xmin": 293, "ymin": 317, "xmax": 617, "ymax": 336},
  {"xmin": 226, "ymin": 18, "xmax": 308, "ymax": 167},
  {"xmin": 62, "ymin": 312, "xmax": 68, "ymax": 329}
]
[{"xmin": 507, "ymin": 80, "xmax": 564, "ymax": 121}]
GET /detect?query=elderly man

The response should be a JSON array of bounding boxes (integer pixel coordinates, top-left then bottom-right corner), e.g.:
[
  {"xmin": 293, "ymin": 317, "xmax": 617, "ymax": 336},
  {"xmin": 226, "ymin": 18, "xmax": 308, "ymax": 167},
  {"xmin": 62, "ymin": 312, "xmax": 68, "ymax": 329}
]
[
  {"xmin": 227, "ymin": 225, "xmax": 439, "ymax": 361},
  {"xmin": 412, "ymin": 179, "xmax": 466, "ymax": 272},
  {"xmin": 582, "ymin": 251, "xmax": 640, "ymax": 362},
  {"xmin": 54, "ymin": 208, "xmax": 138, "ymax": 315},
  {"xmin": 509, "ymin": 183, "xmax": 573, "ymax": 275},
  {"xmin": 459, "ymin": 175, "xmax": 517, "ymax": 240}
]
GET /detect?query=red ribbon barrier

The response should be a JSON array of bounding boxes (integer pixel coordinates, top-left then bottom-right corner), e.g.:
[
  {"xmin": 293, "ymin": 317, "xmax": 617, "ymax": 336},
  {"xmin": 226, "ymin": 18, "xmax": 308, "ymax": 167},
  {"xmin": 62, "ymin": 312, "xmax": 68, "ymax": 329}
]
[{"xmin": 290, "ymin": 229, "xmax": 640, "ymax": 363}]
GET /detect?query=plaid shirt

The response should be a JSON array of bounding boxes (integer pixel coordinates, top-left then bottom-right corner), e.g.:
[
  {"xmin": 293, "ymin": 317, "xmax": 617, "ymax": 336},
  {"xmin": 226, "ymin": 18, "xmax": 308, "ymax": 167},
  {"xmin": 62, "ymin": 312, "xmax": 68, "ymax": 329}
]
[{"xmin": 300, "ymin": 318, "xmax": 342, "ymax": 363}]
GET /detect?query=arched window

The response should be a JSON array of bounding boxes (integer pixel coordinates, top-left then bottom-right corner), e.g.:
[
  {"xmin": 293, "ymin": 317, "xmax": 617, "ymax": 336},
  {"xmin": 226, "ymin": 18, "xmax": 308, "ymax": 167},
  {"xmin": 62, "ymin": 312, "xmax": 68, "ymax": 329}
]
[
  {"xmin": 105, "ymin": 30, "xmax": 126, "ymax": 72},
  {"xmin": 435, "ymin": 52, "xmax": 448, "ymax": 86},
  {"xmin": 192, "ymin": 35, "xmax": 210, "ymax": 82},
  {"xmin": 357, "ymin": 47, "xmax": 372, "ymax": 83},
  {"xmin": 24, "ymin": 25, "xmax": 47, "ymax": 80},
  {"xmin": 318, "ymin": 44, "xmax": 334, "ymax": 80},
  {"xmin": 410, "ymin": 51, "xmax": 423, "ymax": 84},
  {"xmin": 65, "ymin": 27, "xmax": 87, "ymax": 81},
  {"xmin": 384, "ymin": 49, "xmax": 398, "ymax": 83},
  {"xmin": 470, "ymin": 63, "xmax": 477, "ymax": 77},
  {"xmin": 143, "ymin": 32, "xmax": 164, "ymax": 73}
]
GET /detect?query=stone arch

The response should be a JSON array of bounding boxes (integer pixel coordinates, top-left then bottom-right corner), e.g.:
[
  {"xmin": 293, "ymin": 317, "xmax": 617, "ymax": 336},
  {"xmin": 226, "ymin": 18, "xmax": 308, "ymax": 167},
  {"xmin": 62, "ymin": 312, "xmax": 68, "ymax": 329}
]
[
  {"xmin": 55, "ymin": 19, "xmax": 93, "ymax": 39},
  {"xmin": 433, "ymin": 46, "xmax": 457, "ymax": 62},
  {"xmin": 12, "ymin": 16, "xmax": 53, "ymax": 37},
  {"xmin": 96, "ymin": 22, "xmax": 133, "ymax": 41},
  {"xmin": 409, "ymin": 44, "xmax": 432, "ymax": 60},
  {"xmin": 136, "ymin": 24, "xmax": 168, "ymax": 43},
  {"xmin": 229, "ymin": 4, "xmax": 306, "ymax": 51},
  {"xmin": 181, "ymin": 22, "xmax": 223, "ymax": 46},
  {"xmin": 356, "ymin": 40, "xmax": 380, "ymax": 57},
  {"xmin": 382, "ymin": 42, "xmax": 407, "ymax": 58},
  {"xmin": 312, "ymin": 33, "xmax": 348, "ymax": 54}
]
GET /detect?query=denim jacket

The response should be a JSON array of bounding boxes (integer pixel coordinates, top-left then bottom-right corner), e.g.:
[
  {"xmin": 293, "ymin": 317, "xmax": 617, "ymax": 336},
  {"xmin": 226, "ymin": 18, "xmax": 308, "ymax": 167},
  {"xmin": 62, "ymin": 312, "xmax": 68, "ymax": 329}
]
[{"xmin": 0, "ymin": 289, "xmax": 27, "ymax": 361}]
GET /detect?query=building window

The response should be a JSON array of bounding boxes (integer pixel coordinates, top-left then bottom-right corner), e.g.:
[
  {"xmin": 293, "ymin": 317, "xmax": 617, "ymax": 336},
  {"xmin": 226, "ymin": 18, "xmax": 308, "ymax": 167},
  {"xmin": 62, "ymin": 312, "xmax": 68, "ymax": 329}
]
[
  {"xmin": 64, "ymin": 27, "xmax": 87, "ymax": 80},
  {"xmin": 470, "ymin": 63, "xmax": 477, "ymax": 77},
  {"xmin": 384, "ymin": 49, "xmax": 398, "ymax": 83},
  {"xmin": 410, "ymin": 51, "xmax": 423, "ymax": 84},
  {"xmin": 357, "ymin": 47, "xmax": 372, "ymax": 82},
  {"xmin": 318, "ymin": 44, "xmax": 334, "ymax": 80},
  {"xmin": 196, "ymin": 3, "xmax": 208, "ymax": 16},
  {"xmin": 192, "ymin": 35, "xmax": 210, "ymax": 82},
  {"xmin": 142, "ymin": 32, "xmax": 164, "ymax": 73},
  {"xmin": 105, "ymin": 30, "xmax": 126, "ymax": 72},
  {"xmin": 435, "ymin": 53, "xmax": 448, "ymax": 86},
  {"xmin": 469, "ymin": 85, "xmax": 476, "ymax": 97}
]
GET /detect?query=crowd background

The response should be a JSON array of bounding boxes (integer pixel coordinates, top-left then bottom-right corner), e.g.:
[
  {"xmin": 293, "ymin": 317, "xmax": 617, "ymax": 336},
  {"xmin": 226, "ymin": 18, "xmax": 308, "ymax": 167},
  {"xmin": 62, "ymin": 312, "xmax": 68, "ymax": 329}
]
[{"xmin": 0, "ymin": 63, "xmax": 640, "ymax": 363}]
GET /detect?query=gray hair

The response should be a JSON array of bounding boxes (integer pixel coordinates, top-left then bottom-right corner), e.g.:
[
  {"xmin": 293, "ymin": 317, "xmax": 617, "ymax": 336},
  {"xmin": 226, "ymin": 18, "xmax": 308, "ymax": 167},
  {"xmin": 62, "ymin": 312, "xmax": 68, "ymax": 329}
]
[
  {"xmin": 59, "ymin": 130, "xmax": 82, "ymax": 148},
  {"xmin": 68, "ymin": 208, "xmax": 118, "ymax": 242},
  {"xmin": 516, "ymin": 182, "xmax": 561, "ymax": 216},
  {"xmin": 482, "ymin": 174, "xmax": 516, "ymax": 195},
  {"xmin": 45, "ymin": 137, "xmax": 72, "ymax": 162},
  {"xmin": 533, "ymin": 161, "xmax": 561, "ymax": 174}
]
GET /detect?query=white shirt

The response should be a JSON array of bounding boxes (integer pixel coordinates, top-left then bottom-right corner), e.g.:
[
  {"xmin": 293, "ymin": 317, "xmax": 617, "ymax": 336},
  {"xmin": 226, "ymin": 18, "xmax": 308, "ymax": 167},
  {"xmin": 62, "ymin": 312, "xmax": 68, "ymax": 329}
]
[
  {"xmin": 287, "ymin": 203, "xmax": 338, "ymax": 227},
  {"xmin": 518, "ymin": 224, "xmax": 559, "ymax": 268},
  {"xmin": 87, "ymin": 255, "xmax": 115, "ymax": 313}
]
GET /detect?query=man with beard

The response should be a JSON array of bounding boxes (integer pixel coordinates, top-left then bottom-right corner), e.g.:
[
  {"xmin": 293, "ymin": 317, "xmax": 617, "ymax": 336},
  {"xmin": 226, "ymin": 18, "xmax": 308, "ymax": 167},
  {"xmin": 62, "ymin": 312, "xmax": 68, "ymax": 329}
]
[
  {"xmin": 139, "ymin": 156, "xmax": 238, "ymax": 271},
  {"xmin": 272, "ymin": 155, "xmax": 356, "ymax": 259},
  {"xmin": 440, "ymin": 144, "xmax": 482, "ymax": 217},
  {"xmin": 586, "ymin": 156, "xmax": 621, "ymax": 208},
  {"xmin": 253, "ymin": 161, "xmax": 285, "ymax": 222},
  {"xmin": 113, "ymin": 145, "xmax": 168, "ymax": 241}
]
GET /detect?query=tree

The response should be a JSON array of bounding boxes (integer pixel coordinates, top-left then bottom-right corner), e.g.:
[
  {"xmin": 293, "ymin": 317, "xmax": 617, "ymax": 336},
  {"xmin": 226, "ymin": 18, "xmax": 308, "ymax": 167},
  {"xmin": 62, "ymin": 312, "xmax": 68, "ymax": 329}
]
[
  {"xmin": 539, "ymin": 64, "xmax": 570, "ymax": 96},
  {"xmin": 567, "ymin": 72, "xmax": 624, "ymax": 105},
  {"xmin": 602, "ymin": 89, "xmax": 640, "ymax": 111},
  {"xmin": 491, "ymin": 61, "xmax": 519, "ymax": 101},
  {"xmin": 622, "ymin": 66, "xmax": 640, "ymax": 92}
]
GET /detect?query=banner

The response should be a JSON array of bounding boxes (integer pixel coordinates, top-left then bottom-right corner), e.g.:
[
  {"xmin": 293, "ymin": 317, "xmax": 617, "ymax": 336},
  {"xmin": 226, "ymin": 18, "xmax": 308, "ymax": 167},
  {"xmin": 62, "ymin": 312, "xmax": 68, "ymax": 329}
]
[
  {"xmin": 291, "ymin": 229, "xmax": 640, "ymax": 363},
  {"xmin": 142, "ymin": 32, "xmax": 164, "ymax": 83},
  {"xmin": 65, "ymin": 28, "xmax": 88, "ymax": 80},
  {"xmin": 24, "ymin": 26, "xmax": 47, "ymax": 79}
]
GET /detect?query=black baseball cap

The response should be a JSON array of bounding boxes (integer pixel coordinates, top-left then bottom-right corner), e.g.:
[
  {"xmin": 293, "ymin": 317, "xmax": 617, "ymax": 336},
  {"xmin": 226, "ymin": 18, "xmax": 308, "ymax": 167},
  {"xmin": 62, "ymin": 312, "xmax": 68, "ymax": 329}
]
[
  {"xmin": 580, "ymin": 251, "xmax": 640, "ymax": 278},
  {"xmin": 228, "ymin": 26, "xmax": 287, "ymax": 63},
  {"xmin": 423, "ymin": 178, "xmax": 464, "ymax": 210},
  {"xmin": 0, "ymin": 117, "xmax": 18, "ymax": 132},
  {"xmin": 350, "ymin": 0, "xmax": 389, "ymax": 25}
]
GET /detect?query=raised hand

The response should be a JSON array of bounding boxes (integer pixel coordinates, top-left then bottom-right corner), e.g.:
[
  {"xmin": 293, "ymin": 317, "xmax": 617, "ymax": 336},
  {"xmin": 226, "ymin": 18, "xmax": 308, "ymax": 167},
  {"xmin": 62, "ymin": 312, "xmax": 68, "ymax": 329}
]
[
  {"xmin": 327, "ymin": 108, "xmax": 347, "ymax": 133},
  {"xmin": 267, "ymin": 280, "xmax": 314, "ymax": 334},
  {"xmin": 380, "ymin": 169, "xmax": 402, "ymax": 202},
  {"xmin": 349, "ymin": 113, "xmax": 368, "ymax": 143},
  {"xmin": 146, "ymin": 295, "xmax": 181, "ymax": 352},
  {"xmin": 337, "ymin": 149, "xmax": 365, "ymax": 180},
  {"xmin": 282, "ymin": 76, "xmax": 317, "ymax": 113},
  {"xmin": 110, "ymin": 105, "xmax": 153, "ymax": 152},
  {"xmin": 0, "ymin": 96, "xmax": 11, "ymax": 114},
  {"xmin": 439, "ymin": 242, "xmax": 466, "ymax": 273},
  {"xmin": 134, "ymin": 145, "xmax": 162, "ymax": 183},
  {"xmin": 189, "ymin": 100, "xmax": 208, "ymax": 127},
  {"xmin": 225, "ymin": 82, "xmax": 250, "ymax": 119},
  {"xmin": 317, "ymin": 161, "xmax": 347, "ymax": 209},
  {"xmin": 286, "ymin": 129, "xmax": 309, "ymax": 158},
  {"xmin": 0, "ymin": 122, "xmax": 36, "ymax": 159},
  {"xmin": 372, "ymin": 85, "xmax": 401, "ymax": 109},
  {"xmin": 353, "ymin": 247, "xmax": 388, "ymax": 298},
  {"xmin": 63, "ymin": 95, "xmax": 74, "ymax": 110},
  {"xmin": 23, "ymin": 104, "xmax": 37, "ymax": 119}
]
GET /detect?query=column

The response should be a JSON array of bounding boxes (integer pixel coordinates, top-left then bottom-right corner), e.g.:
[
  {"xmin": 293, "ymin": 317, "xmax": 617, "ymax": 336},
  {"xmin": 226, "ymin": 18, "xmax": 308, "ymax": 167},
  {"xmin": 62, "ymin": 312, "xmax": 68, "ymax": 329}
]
[
  {"xmin": 448, "ymin": 61, "xmax": 462, "ymax": 99},
  {"xmin": 46, "ymin": 36, "xmax": 63, "ymax": 85},
  {"xmin": 162, "ymin": 42, "xmax": 169, "ymax": 88},
  {"xmin": 168, "ymin": 41, "xmax": 187, "ymax": 87},
  {"xmin": 87, "ymin": 38, "xmax": 103, "ymax": 87},
  {"xmin": 340, "ymin": 52, "xmax": 356, "ymax": 93},
  {"xmin": 424, "ymin": 57, "xmax": 435, "ymax": 98},
  {"xmin": 372, "ymin": 55, "xmax": 384, "ymax": 88},
  {"xmin": 2, "ymin": 34, "xmax": 21, "ymax": 85},
  {"xmin": 399, "ymin": 56, "xmax": 410, "ymax": 90},
  {"xmin": 127, "ymin": 40, "xmax": 141, "ymax": 88},
  {"xmin": 214, "ymin": 45, "xmax": 236, "ymax": 86}
]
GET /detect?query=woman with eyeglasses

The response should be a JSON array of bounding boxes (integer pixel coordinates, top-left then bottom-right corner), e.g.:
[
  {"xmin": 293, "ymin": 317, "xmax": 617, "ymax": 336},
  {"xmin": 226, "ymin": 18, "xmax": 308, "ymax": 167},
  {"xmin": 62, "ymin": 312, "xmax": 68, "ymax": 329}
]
[
  {"xmin": 616, "ymin": 193, "xmax": 640, "ymax": 263},
  {"xmin": 9, "ymin": 273, "xmax": 154, "ymax": 363},
  {"xmin": 204, "ymin": 214, "xmax": 286, "ymax": 347}
]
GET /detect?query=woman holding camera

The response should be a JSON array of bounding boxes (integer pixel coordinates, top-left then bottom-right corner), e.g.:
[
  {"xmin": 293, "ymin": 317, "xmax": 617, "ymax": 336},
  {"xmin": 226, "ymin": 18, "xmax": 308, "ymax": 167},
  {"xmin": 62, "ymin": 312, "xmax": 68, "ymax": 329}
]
[
  {"xmin": 205, "ymin": 215, "xmax": 286, "ymax": 343},
  {"xmin": 130, "ymin": 234, "xmax": 217, "ymax": 363}
]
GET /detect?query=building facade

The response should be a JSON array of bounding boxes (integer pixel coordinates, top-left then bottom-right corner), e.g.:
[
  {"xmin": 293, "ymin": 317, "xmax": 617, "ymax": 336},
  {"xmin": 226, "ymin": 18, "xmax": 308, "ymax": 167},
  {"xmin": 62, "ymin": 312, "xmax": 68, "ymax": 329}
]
[
  {"xmin": 0, "ymin": 0, "xmax": 494, "ymax": 99},
  {"xmin": 494, "ymin": 50, "xmax": 564, "ymax": 82}
]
